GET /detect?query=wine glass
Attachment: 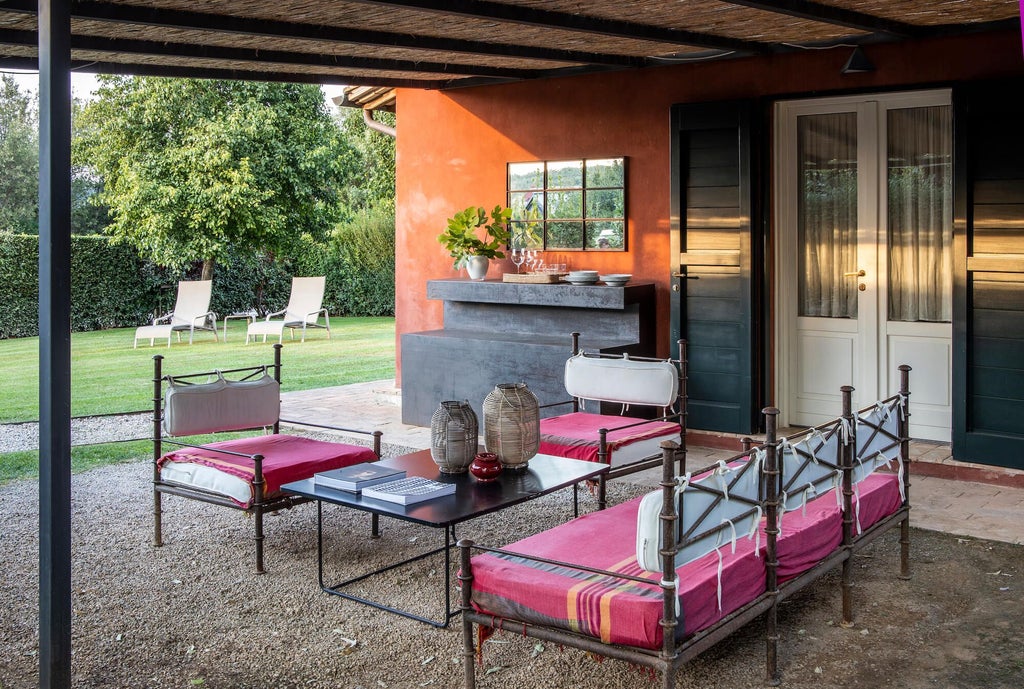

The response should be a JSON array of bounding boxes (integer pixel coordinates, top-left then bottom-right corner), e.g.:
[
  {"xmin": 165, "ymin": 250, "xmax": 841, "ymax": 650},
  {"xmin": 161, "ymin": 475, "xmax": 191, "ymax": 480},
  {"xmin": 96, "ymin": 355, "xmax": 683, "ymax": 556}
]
[{"xmin": 510, "ymin": 247, "xmax": 526, "ymax": 274}]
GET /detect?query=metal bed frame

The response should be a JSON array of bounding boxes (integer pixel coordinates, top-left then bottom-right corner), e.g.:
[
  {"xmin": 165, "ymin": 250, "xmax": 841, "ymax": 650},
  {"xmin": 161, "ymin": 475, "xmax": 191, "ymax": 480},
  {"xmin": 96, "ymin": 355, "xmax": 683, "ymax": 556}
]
[
  {"xmin": 459, "ymin": 363, "xmax": 912, "ymax": 687},
  {"xmin": 151, "ymin": 343, "xmax": 383, "ymax": 574}
]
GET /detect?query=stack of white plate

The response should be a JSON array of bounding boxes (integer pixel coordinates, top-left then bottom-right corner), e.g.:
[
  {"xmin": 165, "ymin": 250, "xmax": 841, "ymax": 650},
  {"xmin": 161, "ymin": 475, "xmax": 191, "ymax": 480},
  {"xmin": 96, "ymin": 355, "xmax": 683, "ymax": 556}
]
[
  {"xmin": 600, "ymin": 273, "xmax": 632, "ymax": 287},
  {"xmin": 565, "ymin": 270, "xmax": 599, "ymax": 285}
]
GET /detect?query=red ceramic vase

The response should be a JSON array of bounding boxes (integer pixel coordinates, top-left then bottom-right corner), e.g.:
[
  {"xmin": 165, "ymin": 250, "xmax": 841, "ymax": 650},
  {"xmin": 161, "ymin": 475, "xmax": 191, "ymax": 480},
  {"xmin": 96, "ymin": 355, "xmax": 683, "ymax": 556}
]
[{"xmin": 469, "ymin": 452, "xmax": 502, "ymax": 482}]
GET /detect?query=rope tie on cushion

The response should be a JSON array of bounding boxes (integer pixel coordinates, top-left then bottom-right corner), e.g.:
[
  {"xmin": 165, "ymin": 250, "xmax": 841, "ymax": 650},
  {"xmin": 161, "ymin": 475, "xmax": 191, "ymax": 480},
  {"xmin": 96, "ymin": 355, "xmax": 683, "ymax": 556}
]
[
  {"xmin": 874, "ymin": 451, "xmax": 906, "ymax": 502},
  {"xmin": 712, "ymin": 518, "xmax": 739, "ymax": 612},
  {"xmin": 715, "ymin": 461, "xmax": 730, "ymax": 500},
  {"xmin": 898, "ymin": 394, "xmax": 908, "ymax": 420},
  {"xmin": 659, "ymin": 574, "xmax": 681, "ymax": 617},
  {"xmin": 777, "ymin": 490, "xmax": 788, "ymax": 536},
  {"xmin": 853, "ymin": 482, "xmax": 863, "ymax": 535},
  {"xmin": 750, "ymin": 506, "xmax": 763, "ymax": 558},
  {"xmin": 800, "ymin": 483, "xmax": 818, "ymax": 518},
  {"xmin": 839, "ymin": 418, "xmax": 854, "ymax": 446}
]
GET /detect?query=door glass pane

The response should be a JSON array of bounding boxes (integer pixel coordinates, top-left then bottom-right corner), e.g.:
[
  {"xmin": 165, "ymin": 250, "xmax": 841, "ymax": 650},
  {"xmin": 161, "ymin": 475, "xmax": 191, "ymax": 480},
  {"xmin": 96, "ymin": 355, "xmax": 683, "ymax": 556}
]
[
  {"xmin": 887, "ymin": 105, "xmax": 952, "ymax": 322},
  {"xmin": 797, "ymin": 113, "xmax": 858, "ymax": 318}
]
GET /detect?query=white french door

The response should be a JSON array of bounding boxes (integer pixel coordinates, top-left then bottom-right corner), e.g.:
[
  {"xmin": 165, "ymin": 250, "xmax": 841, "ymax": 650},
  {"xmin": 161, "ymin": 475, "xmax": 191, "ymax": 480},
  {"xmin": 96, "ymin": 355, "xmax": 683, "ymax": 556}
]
[{"xmin": 776, "ymin": 90, "xmax": 953, "ymax": 441}]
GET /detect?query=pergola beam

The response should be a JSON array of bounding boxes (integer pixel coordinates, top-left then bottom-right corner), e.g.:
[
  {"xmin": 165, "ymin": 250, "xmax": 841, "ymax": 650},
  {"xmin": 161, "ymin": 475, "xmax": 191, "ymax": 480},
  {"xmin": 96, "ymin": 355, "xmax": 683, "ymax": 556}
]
[
  {"xmin": 1, "ymin": 0, "xmax": 644, "ymax": 67},
  {"xmin": 0, "ymin": 28, "xmax": 541, "ymax": 79},
  {"xmin": 720, "ymin": 0, "xmax": 929, "ymax": 38},
  {"xmin": 350, "ymin": 0, "xmax": 771, "ymax": 54}
]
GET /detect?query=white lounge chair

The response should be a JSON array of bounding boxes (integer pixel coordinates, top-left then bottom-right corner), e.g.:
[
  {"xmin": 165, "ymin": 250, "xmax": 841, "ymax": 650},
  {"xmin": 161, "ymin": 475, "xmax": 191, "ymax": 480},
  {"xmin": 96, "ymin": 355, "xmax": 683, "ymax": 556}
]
[
  {"xmin": 134, "ymin": 280, "xmax": 218, "ymax": 348},
  {"xmin": 246, "ymin": 276, "xmax": 331, "ymax": 344}
]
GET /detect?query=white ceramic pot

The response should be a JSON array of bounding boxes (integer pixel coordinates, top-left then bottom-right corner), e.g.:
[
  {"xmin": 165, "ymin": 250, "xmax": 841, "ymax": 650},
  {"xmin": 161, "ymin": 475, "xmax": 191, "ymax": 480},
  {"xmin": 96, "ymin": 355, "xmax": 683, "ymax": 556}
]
[{"xmin": 464, "ymin": 255, "xmax": 490, "ymax": 281}]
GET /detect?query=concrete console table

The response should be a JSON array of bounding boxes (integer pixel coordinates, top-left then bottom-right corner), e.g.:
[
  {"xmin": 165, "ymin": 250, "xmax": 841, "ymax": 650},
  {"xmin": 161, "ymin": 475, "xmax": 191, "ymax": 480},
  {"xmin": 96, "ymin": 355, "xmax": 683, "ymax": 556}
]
[{"xmin": 401, "ymin": 278, "xmax": 656, "ymax": 426}]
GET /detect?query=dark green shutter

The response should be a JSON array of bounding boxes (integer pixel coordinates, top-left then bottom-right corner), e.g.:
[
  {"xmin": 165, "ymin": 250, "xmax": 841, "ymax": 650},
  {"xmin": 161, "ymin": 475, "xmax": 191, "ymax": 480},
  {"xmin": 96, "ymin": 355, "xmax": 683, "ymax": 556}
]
[
  {"xmin": 670, "ymin": 101, "xmax": 761, "ymax": 434},
  {"xmin": 952, "ymin": 81, "xmax": 1024, "ymax": 469}
]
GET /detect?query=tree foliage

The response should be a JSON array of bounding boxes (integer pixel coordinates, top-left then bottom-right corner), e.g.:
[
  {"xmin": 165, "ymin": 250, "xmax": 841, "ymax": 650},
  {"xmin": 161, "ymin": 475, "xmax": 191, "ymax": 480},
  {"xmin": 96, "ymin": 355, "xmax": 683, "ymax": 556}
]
[
  {"xmin": 337, "ymin": 107, "xmax": 395, "ymax": 215},
  {"xmin": 76, "ymin": 77, "xmax": 358, "ymax": 273},
  {"xmin": 0, "ymin": 75, "xmax": 39, "ymax": 234}
]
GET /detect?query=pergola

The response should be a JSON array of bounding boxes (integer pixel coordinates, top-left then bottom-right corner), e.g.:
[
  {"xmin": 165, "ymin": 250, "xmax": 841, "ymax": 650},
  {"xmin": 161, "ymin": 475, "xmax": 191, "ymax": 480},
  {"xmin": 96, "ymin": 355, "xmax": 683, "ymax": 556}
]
[{"xmin": 3, "ymin": 1, "xmax": 1019, "ymax": 687}]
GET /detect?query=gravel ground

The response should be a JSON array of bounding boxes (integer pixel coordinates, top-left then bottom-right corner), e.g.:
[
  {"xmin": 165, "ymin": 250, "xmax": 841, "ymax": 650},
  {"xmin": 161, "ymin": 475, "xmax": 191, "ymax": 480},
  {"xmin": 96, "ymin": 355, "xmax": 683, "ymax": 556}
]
[
  {"xmin": 0, "ymin": 413, "xmax": 152, "ymax": 454},
  {"xmin": 2, "ymin": 456, "xmax": 1023, "ymax": 689}
]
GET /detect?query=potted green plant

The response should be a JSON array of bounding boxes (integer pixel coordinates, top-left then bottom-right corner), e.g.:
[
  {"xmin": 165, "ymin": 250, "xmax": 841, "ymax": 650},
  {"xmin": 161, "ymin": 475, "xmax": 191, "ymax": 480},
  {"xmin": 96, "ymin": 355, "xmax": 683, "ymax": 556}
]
[{"xmin": 438, "ymin": 205, "xmax": 513, "ymax": 280}]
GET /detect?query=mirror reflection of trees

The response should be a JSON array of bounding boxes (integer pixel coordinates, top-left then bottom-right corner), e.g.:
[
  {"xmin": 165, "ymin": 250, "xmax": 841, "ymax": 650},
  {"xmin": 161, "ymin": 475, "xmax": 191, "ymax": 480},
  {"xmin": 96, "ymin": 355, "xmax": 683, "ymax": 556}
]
[{"xmin": 508, "ymin": 157, "xmax": 626, "ymax": 251}]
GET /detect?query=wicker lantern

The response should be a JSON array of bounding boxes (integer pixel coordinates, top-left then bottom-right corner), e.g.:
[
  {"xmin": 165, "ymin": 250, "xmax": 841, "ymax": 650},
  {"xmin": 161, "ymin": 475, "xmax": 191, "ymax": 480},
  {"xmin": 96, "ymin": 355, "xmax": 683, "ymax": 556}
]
[
  {"xmin": 483, "ymin": 383, "xmax": 540, "ymax": 471},
  {"xmin": 430, "ymin": 401, "xmax": 479, "ymax": 473}
]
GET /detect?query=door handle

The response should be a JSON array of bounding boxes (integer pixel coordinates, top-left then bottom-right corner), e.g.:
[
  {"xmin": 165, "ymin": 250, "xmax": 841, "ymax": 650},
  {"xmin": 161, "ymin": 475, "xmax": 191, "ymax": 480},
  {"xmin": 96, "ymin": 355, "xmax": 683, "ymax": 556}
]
[
  {"xmin": 844, "ymin": 269, "xmax": 866, "ymax": 277},
  {"xmin": 671, "ymin": 272, "xmax": 700, "ymax": 280}
]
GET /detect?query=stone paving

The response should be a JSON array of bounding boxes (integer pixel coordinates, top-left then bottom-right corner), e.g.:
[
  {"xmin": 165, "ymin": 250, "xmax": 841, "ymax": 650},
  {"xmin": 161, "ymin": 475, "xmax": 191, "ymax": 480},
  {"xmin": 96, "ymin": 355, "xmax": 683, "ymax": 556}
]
[{"xmin": 282, "ymin": 380, "xmax": 1024, "ymax": 547}]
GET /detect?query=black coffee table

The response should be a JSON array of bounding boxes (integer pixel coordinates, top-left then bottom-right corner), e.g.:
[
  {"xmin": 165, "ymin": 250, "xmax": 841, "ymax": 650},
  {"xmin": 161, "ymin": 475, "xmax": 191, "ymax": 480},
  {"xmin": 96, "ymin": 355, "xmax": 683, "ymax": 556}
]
[{"xmin": 281, "ymin": 449, "xmax": 608, "ymax": 627}]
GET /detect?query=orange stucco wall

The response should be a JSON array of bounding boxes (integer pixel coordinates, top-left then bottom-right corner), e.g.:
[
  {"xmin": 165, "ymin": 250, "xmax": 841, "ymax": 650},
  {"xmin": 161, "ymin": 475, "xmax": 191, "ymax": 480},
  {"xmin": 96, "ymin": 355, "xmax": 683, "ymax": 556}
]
[{"xmin": 394, "ymin": 30, "xmax": 1024, "ymax": 384}]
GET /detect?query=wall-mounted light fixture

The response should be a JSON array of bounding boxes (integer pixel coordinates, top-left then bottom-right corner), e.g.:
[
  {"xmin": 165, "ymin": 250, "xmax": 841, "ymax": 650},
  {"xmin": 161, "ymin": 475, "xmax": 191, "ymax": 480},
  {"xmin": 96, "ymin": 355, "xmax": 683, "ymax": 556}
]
[{"xmin": 841, "ymin": 46, "xmax": 875, "ymax": 74}]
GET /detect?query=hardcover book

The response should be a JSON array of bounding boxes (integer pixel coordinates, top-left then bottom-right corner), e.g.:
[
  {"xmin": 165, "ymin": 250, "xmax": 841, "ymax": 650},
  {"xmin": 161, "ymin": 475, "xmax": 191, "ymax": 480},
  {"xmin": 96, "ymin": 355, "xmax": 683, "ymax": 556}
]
[
  {"xmin": 314, "ymin": 463, "xmax": 406, "ymax": 493},
  {"xmin": 360, "ymin": 476, "xmax": 456, "ymax": 505}
]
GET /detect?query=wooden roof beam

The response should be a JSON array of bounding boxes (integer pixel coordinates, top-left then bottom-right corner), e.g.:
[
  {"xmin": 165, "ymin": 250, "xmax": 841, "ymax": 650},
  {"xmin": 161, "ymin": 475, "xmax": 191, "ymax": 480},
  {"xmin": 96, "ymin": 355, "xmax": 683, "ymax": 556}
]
[
  {"xmin": 721, "ymin": 0, "xmax": 929, "ymax": 39},
  {"xmin": 349, "ymin": 0, "xmax": 772, "ymax": 55},
  {"xmin": 0, "ymin": 0, "xmax": 644, "ymax": 68},
  {"xmin": 0, "ymin": 27, "xmax": 541, "ymax": 79}
]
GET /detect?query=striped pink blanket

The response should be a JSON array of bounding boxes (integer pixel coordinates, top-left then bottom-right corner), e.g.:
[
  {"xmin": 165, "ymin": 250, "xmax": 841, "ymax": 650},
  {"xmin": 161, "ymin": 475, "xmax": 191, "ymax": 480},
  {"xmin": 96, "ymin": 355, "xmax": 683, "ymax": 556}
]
[{"xmin": 469, "ymin": 472, "xmax": 902, "ymax": 649}]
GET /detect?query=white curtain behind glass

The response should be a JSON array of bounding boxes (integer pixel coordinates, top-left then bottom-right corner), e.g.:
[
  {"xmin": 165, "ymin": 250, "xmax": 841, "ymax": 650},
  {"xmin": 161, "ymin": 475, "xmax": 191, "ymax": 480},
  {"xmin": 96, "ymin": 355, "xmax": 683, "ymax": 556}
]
[
  {"xmin": 887, "ymin": 106, "xmax": 953, "ymax": 322},
  {"xmin": 798, "ymin": 113, "xmax": 858, "ymax": 318}
]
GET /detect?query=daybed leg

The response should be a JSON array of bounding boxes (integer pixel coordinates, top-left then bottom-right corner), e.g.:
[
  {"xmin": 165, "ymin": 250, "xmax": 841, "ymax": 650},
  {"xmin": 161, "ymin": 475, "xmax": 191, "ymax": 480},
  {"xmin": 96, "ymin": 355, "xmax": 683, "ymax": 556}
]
[
  {"xmin": 253, "ymin": 453, "xmax": 266, "ymax": 575},
  {"xmin": 839, "ymin": 386, "xmax": 856, "ymax": 628},
  {"xmin": 458, "ymin": 540, "xmax": 477, "ymax": 689},
  {"xmin": 898, "ymin": 364, "xmax": 912, "ymax": 581},
  {"xmin": 763, "ymin": 407, "xmax": 781, "ymax": 687},
  {"xmin": 371, "ymin": 513, "xmax": 380, "ymax": 538},
  {"xmin": 254, "ymin": 505, "xmax": 266, "ymax": 575},
  {"xmin": 899, "ymin": 517, "xmax": 911, "ymax": 580},
  {"xmin": 153, "ymin": 491, "xmax": 163, "ymax": 547},
  {"xmin": 662, "ymin": 666, "xmax": 675, "ymax": 689}
]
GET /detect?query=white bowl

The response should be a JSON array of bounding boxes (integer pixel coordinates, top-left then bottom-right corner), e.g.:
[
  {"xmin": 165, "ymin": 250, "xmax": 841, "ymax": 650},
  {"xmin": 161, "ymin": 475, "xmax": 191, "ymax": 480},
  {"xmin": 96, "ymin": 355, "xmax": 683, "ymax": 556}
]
[{"xmin": 599, "ymin": 274, "xmax": 632, "ymax": 281}]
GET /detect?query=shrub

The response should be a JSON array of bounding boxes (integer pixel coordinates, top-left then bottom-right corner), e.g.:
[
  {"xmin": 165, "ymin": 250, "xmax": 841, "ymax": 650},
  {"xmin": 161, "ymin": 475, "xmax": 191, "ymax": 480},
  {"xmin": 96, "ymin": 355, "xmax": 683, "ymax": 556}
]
[
  {"xmin": 0, "ymin": 214, "xmax": 396, "ymax": 339},
  {"xmin": 0, "ymin": 233, "xmax": 162, "ymax": 338}
]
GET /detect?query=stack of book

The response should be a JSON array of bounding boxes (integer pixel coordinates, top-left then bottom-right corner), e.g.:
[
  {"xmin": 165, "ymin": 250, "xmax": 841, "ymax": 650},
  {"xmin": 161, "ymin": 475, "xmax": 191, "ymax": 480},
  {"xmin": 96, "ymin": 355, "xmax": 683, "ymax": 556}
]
[
  {"xmin": 360, "ymin": 476, "xmax": 456, "ymax": 505},
  {"xmin": 314, "ymin": 463, "xmax": 406, "ymax": 493}
]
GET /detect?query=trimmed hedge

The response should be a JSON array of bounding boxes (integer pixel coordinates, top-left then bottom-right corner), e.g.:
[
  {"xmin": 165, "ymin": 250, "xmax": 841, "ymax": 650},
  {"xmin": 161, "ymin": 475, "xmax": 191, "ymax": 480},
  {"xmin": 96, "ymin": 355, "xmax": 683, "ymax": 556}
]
[
  {"xmin": 0, "ymin": 216, "xmax": 395, "ymax": 339},
  {"xmin": 0, "ymin": 234, "xmax": 161, "ymax": 338}
]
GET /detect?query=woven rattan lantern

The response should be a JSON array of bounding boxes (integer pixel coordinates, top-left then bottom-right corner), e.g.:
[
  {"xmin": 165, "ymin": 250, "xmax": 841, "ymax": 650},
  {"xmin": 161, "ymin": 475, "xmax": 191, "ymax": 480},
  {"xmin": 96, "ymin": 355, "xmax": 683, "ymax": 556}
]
[
  {"xmin": 483, "ymin": 383, "xmax": 540, "ymax": 471},
  {"xmin": 430, "ymin": 401, "xmax": 479, "ymax": 473}
]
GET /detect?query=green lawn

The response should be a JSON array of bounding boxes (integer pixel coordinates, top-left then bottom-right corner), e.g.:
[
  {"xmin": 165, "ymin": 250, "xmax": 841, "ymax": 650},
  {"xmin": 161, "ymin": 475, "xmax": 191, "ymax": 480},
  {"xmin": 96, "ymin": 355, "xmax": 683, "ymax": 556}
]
[{"xmin": 0, "ymin": 317, "xmax": 396, "ymax": 423}]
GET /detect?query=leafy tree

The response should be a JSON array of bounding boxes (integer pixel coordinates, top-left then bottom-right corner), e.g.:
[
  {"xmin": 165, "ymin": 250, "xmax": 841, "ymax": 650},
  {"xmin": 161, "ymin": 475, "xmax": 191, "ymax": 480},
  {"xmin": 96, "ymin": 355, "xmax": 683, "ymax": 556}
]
[
  {"xmin": 76, "ymin": 77, "xmax": 357, "ymax": 277},
  {"xmin": 0, "ymin": 75, "xmax": 38, "ymax": 234},
  {"xmin": 336, "ymin": 106, "xmax": 395, "ymax": 215}
]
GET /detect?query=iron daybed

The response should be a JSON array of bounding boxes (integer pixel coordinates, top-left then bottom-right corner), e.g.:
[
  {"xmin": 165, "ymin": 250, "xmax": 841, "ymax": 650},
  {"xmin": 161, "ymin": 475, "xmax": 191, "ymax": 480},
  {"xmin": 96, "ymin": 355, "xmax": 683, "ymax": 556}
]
[
  {"xmin": 151, "ymin": 343, "xmax": 383, "ymax": 573},
  {"xmin": 458, "ymin": 364, "xmax": 912, "ymax": 687}
]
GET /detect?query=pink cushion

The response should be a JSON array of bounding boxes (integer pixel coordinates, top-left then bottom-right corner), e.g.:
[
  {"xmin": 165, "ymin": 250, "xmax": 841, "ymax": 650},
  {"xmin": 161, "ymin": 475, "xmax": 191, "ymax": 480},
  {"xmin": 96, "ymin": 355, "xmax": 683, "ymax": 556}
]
[
  {"xmin": 158, "ymin": 434, "xmax": 376, "ymax": 507},
  {"xmin": 770, "ymin": 471, "xmax": 903, "ymax": 581},
  {"xmin": 470, "ymin": 495, "xmax": 766, "ymax": 649},
  {"xmin": 538, "ymin": 412, "xmax": 680, "ymax": 463}
]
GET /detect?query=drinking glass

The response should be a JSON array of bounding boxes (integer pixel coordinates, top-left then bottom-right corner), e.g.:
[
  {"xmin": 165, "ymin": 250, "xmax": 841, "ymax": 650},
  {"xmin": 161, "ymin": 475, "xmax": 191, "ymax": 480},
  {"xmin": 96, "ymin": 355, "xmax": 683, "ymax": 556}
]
[{"xmin": 510, "ymin": 248, "xmax": 526, "ymax": 274}]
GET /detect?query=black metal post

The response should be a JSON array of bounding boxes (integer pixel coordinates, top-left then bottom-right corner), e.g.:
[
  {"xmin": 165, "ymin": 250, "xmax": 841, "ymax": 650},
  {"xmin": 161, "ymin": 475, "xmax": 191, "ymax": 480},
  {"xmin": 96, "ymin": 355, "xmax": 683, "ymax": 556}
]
[
  {"xmin": 840, "ymin": 385, "xmax": 856, "ymax": 627},
  {"xmin": 657, "ymin": 442, "xmax": 680, "ymax": 688},
  {"xmin": 37, "ymin": 2, "xmax": 73, "ymax": 688},
  {"xmin": 763, "ymin": 406, "xmax": 780, "ymax": 686},
  {"xmin": 458, "ymin": 540, "xmax": 477, "ymax": 689},
  {"xmin": 898, "ymin": 365, "xmax": 912, "ymax": 580},
  {"xmin": 272, "ymin": 343, "xmax": 282, "ymax": 434},
  {"xmin": 153, "ymin": 355, "xmax": 164, "ymax": 546}
]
